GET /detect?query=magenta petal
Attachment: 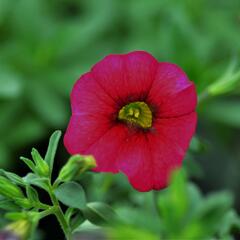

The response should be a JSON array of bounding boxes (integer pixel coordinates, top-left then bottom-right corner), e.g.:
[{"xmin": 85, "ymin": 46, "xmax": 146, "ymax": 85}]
[
  {"xmin": 156, "ymin": 84, "xmax": 197, "ymax": 118},
  {"xmin": 147, "ymin": 62, "xmax": 193, "ymax": 103},
  {"xmin": 85, "ymin": 124, "xmax": 129, "ymax": 173},
  {"xmin": 91, "ymin": 51, "xmax": 158, "ymax": 103},
  {"xmin": 64, "ymin": 114, "xmax": 111, "ymax": 155},
  {"xmin": 154, "ymin": 112, "xmax": 197, "ymax": 152},
  {"xmin": 71, "ymin": 72, "xmax": 116, "ymax": 116},
  {"xmin": 116, "ymin": 132, "xmax": 154, "ymax": 192}
]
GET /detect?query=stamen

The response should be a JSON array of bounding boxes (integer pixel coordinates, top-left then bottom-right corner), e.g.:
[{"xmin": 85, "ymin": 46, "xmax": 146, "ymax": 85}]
[{"xmin": 118, "ymin": 101, "xmax": 152, "ymax": 129}]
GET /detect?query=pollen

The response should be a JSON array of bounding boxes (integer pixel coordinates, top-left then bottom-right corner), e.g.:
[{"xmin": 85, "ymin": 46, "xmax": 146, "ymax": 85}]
[{"xmin": 118, "ymin": 101, "xmax": 152, "ymax": 129}]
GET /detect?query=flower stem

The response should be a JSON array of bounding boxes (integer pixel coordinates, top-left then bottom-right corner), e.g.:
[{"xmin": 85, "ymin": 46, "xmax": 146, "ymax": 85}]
[
  {"xmin": 47, "ymin": 184, "xmax": 72, "ymax": 240},
  {"xmin": 38, "ymin": 207, "xmax": 56, "ymax": 219},
  {"xmin": 152, "ymin": 191, "xmax": 161, "ymax": 218}
]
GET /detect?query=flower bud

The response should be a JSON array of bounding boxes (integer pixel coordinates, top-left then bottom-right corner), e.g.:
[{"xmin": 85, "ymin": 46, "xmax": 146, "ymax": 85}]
[
  {"xmin": 0, "ymin": 176, "xmax": 24, "ymax": 199},
  {"xmin": 35, "ymin": 161, "xmax": 49, "ymax": 177},
  {"xmin": 14, "ymin": 198, "xmax": 32, "ymax": 209},
  {"xmin": 31, "ymin": 148, "xmax": 49, "ymax": 177},
  {"xmin": 57, "ymin": 154, "xmax": 96, "ymax": 182}
]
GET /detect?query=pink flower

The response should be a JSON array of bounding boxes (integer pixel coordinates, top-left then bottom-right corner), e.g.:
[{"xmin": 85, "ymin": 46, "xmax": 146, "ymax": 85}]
[{"xmin": 64, "ymin": 51, "xmax": 197, "ymax": 192}]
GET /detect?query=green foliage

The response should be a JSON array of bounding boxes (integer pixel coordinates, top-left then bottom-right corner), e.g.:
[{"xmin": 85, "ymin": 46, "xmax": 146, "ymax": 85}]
[
  {"xmin": 0, "ymin": 131, "xmax": 109, "ymax": 240},
  {"xmin": 157, "ymin": 171, "xmax": 237, "ymax": 239},
  {"xmin": 108, "ymin": 170, "xmax": 240, "ymax": 240}
]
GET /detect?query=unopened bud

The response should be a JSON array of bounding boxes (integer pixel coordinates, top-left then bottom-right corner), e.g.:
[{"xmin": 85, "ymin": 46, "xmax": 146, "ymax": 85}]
[
  {"xmin": 14, "ymin": 198, "xmax": 32, "ymax": 209},
  {"xmin": 0, "ymin": 176, "xmax": 24, "ymax": 199},
  {"xmin": 57, "ymin": 155, "xmax": 97, "ymax": 182}
]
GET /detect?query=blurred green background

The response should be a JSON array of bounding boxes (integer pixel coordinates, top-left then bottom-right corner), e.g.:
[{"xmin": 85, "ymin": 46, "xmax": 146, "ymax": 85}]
[{"xmin": 0, "ymin": 0, "xmax": 240, "ymax": 239}]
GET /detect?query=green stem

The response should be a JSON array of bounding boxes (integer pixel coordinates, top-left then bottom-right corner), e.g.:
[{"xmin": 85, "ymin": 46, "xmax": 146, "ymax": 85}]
[
  {"xmin": 48, "ymin": 185, "xmax": 72, "ymax": 240},
  {"xmin": 152, "ymin": 191, "xmax": 161, "ymax": 218},
  {"xmin": 38, "ymin": 207, "xmax": 56, "ymax": 219},
  {"xmin": 38, "ymin": 202, "xmax": 52, "ymax": 210}
]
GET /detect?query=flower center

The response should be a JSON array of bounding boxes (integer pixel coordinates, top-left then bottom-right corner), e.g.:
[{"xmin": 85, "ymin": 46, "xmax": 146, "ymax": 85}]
[{"xmin": 118, "ymin": 101, "xmax": 152, "ymax": 129}]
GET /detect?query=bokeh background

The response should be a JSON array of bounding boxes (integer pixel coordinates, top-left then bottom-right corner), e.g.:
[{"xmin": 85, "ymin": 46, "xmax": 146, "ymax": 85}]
[{"xmin": 0, "ymin": 0, "xmax": 240, "ymax": 239}]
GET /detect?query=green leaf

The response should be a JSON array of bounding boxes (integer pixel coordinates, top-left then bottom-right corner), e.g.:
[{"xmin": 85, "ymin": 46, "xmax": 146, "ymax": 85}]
[
  {"xmin": 0, "ymin": 169, "xmax": 25, "ymax": 186},
  {"xmin": 31, "ymin": 148, "xmax": 44, "ymax": 164},
  {"xmin": 23, "ymin": 173, "xmax": 48, "ymax": 191},
  {"xmin": 83, "ymin": 202, "xmax": 117, "ymax": 225},
  {"xmin": 26, "ymin": 185, "xmax": 39, "ymax": 204},
  {"xmin": 44, "ymin": 130, "xmax": 61, "ymax": 174},
  {"xmin": 182, "ymin": 192, "xmax": 234, "ymax": 239},
  {"xmin": 20, "ymin": 157, "xmax": 36, "ymax": 172},
  {"xmin": 54, "ymin": 182, "xmax": 86, "ymax": 210}
]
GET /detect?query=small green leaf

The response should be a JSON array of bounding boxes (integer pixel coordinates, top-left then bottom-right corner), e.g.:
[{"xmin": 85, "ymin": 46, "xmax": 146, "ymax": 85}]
[
  {"xmin": 23, "ymin": 173, "xmax": 48, "ymax": 191},
  {"xmin": 44, "ymin": 130, "xmax": 61, "ymax": 174},
  {"xmin": 54, "ymin": 182, "xmax": 86, "ymax": 209},
  {"xmin": 0, "ymin": 169, "xmax": 25, "ymax": 186},
  {"xmin": 26, "ymin": 185, "xmax": 39, "ymax": 204},
  {"xmin": 83, "ymin": 202, "xmax": 117, "ymax": 225},
  {"xmin": 31, "ymin": 148, "xmax": 49, "ymax": 177},
  {"xmin": 20, "ymin": 157, "xmax": 36, "ymax": 172}
]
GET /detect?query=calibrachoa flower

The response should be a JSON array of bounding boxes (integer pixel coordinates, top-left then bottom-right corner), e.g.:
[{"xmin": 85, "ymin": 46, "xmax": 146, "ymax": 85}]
[{"xmin": 64, "ymin": 51, "xmax": 197, "ymax": 192}]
